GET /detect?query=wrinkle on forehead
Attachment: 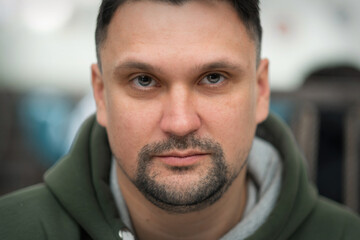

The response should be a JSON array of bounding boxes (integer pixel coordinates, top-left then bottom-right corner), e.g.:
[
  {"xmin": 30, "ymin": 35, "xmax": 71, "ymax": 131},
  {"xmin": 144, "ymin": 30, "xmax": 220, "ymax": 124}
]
[{"xmin": 102, "ymin": 0, "xmax": 256, "ymax": 77}]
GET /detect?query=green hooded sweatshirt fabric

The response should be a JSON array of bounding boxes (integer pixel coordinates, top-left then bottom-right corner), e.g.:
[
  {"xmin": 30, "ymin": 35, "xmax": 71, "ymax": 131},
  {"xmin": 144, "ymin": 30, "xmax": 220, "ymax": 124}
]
[{"xmin": 1, "ymin": 114, "xmax": 360, "ymax": 240}]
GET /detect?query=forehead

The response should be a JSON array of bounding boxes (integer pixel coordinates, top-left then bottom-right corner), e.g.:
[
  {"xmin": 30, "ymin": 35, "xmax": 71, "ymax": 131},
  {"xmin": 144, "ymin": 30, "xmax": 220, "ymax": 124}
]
[{"xmin": 101, "ymin": 0, "xmax": 256, "ymax": 73}]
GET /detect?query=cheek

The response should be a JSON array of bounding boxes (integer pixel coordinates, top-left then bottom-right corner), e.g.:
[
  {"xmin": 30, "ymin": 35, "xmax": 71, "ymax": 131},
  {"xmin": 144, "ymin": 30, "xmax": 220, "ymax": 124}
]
[
  {"xmin": 105, "ymin": 94, "xmax": 162, "ymax": 174},
  {"xmin": 198, "ymin": 90, "xmax": 257, "ymax": 166}
]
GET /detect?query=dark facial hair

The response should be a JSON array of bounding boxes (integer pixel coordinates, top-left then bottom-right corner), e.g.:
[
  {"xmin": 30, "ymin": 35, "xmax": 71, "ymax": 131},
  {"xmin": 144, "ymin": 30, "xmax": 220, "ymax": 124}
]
[{"xmin": 131, "ymin": 133, "xmax": 246, "ymax": 213}]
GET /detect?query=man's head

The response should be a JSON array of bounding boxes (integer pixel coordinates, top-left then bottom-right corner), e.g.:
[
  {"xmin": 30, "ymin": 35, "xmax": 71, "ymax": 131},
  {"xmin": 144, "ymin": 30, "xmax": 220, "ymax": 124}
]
[
  {"xmin": 91, "ymin": 0, "xmax": 269, "ymax": 213},
  {"xmin": 95, "ymin": 0, "xmax": 263, "ymax": 70}
]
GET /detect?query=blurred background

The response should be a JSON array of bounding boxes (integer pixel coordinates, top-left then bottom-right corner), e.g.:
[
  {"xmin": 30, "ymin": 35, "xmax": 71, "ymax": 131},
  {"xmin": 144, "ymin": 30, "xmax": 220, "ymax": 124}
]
[{"xmin": 0, "ymin": 0, "xmax": 360, "ymax": 213}]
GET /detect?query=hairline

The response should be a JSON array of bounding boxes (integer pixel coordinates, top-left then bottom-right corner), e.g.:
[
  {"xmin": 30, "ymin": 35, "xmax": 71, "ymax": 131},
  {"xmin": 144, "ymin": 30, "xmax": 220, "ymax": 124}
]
[{"xmin": 96, "ymin": 0, "xmax": 262, "ymax": 71}]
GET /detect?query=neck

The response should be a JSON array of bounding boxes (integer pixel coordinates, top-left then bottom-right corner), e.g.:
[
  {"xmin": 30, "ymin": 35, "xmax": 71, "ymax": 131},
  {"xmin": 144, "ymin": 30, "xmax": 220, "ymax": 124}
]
[{"xmin": 116, "ymin": 166, "xmax": 248, "ymax": 240}]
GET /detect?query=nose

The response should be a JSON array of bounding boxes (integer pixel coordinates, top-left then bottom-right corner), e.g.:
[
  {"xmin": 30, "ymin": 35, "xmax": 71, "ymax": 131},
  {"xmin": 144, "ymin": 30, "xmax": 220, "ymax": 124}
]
[{"xmin": 160, "ymin": 86, "xmax": 201, "ymax": 137}]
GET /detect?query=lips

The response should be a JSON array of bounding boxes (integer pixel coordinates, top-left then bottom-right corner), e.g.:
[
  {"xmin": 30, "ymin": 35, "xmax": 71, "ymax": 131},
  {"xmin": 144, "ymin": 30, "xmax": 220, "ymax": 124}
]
[{"xmin": 155, "ymin": 151, "xmax": 209, "ymax": 167}]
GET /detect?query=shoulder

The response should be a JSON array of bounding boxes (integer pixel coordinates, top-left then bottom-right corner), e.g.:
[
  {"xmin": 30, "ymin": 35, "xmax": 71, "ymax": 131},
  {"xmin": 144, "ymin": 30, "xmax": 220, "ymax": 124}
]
[
  {"xmin": 290, "ymin": 197, "xmax": 360, "ymax": 240},
  {"xmin": 0, "ymin": 184, "xmax": 80, "ymax": 240}
]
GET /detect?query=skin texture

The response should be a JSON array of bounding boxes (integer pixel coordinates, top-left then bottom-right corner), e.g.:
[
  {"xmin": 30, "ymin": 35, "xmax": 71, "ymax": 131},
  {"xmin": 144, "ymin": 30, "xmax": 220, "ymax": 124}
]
[{"xmin": 91, "ymin": 1, "xmax": 270, "ymax": 239}]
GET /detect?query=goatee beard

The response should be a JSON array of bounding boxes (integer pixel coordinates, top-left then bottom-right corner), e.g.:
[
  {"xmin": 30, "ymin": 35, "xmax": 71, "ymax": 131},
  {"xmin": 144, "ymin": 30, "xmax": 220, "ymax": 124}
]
[{"xmin": 132, "ymin": 133, "xmax": 245, "ymax": 213}]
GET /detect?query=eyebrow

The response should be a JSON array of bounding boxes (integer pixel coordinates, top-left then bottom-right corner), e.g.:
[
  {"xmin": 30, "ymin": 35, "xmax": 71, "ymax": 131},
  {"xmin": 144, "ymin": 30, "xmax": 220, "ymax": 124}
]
[
  {"xmin": 113, "ymin": 61, "xmax": 161, "ymax": 78},
  {"xmin": 193, "ymin": 60, "xmax": 244, "ymax": 73},
  {"xmin": 113, "ymin": 59, "xmax": 244, "ymax": 78}
]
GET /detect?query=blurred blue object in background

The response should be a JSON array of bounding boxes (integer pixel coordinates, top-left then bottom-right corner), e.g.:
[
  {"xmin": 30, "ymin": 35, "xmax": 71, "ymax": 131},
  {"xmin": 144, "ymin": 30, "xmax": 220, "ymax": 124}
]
[
  {"xmin": 17, "ymin": 88, "xmax": 75, "ymax": 166},
  {"xmin": 64, "ymin": 92, "xmax": 96, "ymax": 154},
  {"xmin": 270, "ymin": 100, "xmax": 295, "ymax": 125}
]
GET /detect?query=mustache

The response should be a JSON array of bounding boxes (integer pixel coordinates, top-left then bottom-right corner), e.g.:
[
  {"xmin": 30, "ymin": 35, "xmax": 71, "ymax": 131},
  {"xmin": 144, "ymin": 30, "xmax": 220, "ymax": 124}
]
[{"xmin": 138, "ymin": 133, "xmax": 224, "ymax": 162}]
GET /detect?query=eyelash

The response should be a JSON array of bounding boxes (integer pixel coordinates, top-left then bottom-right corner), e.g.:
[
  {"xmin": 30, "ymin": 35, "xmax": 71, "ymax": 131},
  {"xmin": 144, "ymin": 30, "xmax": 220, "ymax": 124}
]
[
  {"xmin": 198, "ymin": 73, "xmax": 226, "ymax": 86},
  {"xmin": 129, "ymin": 72, "xmax": 227, "ymax": 91},
  {"xmin": 132, "ymin": 75, "xmax": 158, "ymax": 88}
]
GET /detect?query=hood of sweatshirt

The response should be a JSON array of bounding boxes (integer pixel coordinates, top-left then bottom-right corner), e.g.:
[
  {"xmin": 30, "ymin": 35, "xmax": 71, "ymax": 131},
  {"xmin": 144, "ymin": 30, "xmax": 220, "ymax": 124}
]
[{"xmin": 44, "ymin": 113, "xmax": 317, "ymax": 240}]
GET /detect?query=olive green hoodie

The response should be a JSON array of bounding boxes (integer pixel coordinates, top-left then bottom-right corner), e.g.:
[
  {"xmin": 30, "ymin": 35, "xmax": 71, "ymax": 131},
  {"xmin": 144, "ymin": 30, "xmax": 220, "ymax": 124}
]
[{"xmin": 1, "ymin": 114, "xmax": 360, "ymax": 240}]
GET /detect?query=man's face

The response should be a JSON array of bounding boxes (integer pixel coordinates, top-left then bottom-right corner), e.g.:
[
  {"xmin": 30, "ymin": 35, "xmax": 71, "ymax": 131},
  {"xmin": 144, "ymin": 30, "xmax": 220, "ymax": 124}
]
[{"xmin": 92, "ymin": 0, "xmax": 269, "ymax": 212}]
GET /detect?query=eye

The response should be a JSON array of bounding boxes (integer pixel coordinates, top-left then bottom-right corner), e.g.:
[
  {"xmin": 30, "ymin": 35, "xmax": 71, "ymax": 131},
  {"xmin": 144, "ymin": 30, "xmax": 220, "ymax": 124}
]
[
  {"xmin": 199, "ymin": 73, "xmax": 225, "ymax": 85},
  {"xmin": 132, "ymin": 75, "xmax": 157, "ymax": 88}
]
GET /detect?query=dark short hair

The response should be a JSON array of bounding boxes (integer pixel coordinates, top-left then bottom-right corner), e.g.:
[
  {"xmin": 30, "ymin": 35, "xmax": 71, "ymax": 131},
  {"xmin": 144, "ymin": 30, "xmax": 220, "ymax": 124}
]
[{"xmin": 95, "ymin": 0, "xmax": 262, "ymax": 70}]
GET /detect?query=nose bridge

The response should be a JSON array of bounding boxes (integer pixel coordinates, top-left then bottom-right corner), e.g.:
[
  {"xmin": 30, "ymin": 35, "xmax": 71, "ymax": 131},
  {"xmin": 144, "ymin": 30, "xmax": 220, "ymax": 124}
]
[{"xmin": 160, "ymin": 84, "xmax": 201, "ymax": 137}]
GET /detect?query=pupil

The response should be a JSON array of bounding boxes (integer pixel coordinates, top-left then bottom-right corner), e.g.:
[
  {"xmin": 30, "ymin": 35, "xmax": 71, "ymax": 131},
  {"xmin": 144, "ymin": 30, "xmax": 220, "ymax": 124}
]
[
  {"xmin": 139, "ymin": 76, "xmax": 151, "ymax": 86},
  {"xmin": 208, "ymin": 74, "xmax": 220, "ymax": 83}
]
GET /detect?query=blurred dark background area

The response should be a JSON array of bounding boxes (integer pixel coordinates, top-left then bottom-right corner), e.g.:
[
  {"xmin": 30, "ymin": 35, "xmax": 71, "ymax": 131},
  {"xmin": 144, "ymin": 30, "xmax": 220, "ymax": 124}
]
[
  {"xmin": 271, "ymin": 65, "xmax": 360, "ymax": 213},
  {"xmin": 0, "ymin": 89, "xmax": 80, "ymax": 194}
]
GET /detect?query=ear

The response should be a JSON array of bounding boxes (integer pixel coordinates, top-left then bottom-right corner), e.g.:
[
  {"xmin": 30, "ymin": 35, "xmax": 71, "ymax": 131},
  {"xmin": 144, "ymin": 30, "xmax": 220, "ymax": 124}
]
[
  {"xmin": 255, "ymin": 58, "xmax": 270, "ymax": 124},
  {"xmin": 91, "ymin": 63, "xmax": 108, "ymax": 127}
]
